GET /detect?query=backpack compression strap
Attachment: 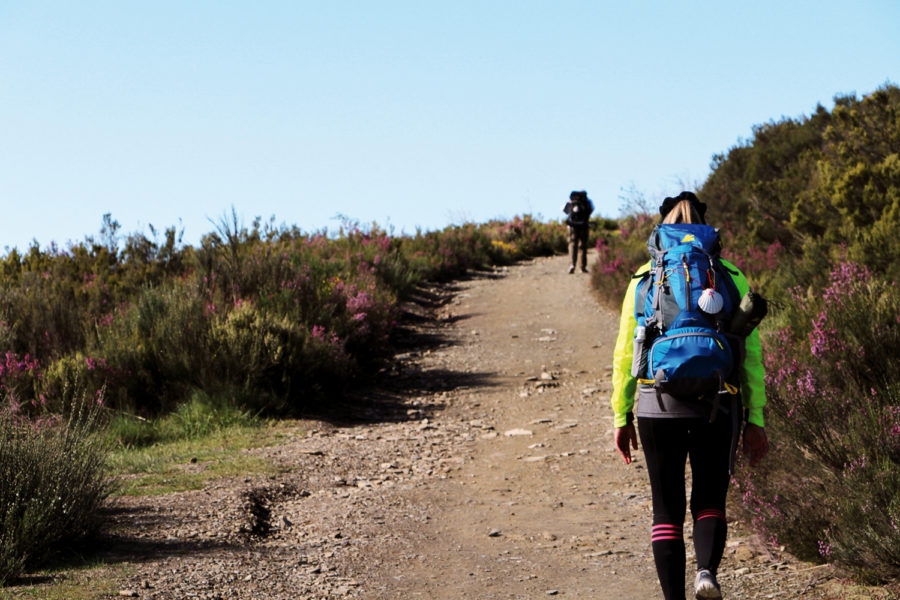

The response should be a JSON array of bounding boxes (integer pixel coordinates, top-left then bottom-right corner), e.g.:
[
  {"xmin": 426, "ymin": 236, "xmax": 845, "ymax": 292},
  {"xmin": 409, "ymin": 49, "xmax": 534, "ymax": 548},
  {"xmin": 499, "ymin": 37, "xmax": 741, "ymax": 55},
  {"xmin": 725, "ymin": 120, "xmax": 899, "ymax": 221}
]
[{"xmin": 647, "ymin": 255, "xmax": 668, "ymax": 330}]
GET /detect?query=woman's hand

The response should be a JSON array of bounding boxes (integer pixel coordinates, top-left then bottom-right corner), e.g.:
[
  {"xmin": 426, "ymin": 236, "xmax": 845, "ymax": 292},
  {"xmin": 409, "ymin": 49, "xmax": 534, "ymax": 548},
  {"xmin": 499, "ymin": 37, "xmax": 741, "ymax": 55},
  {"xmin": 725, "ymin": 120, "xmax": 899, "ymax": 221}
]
[
  {"xmin": 615, "ymin": 424, "xmax": 639, "ymax": 464},
  {"xmin": 742, "ymin": 423, "xmax": 769, "ymax": 466}
]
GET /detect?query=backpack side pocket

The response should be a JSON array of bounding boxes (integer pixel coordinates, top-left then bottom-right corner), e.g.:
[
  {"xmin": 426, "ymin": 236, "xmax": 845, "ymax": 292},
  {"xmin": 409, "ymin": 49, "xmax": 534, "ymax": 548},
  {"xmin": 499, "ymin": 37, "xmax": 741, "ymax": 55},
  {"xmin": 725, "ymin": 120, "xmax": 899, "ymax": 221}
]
[{"xmin": 630, "ymin": 325, "xmax": 646, "ymax": 378}]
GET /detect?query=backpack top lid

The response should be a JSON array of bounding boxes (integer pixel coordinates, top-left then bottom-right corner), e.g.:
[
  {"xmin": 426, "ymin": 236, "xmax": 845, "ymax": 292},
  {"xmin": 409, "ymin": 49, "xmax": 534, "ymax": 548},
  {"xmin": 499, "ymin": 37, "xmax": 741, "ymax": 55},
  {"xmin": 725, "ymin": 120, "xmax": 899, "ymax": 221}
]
[{"xmin": 647, "ymin": 223, "xmax": 721, "ymax": 263}]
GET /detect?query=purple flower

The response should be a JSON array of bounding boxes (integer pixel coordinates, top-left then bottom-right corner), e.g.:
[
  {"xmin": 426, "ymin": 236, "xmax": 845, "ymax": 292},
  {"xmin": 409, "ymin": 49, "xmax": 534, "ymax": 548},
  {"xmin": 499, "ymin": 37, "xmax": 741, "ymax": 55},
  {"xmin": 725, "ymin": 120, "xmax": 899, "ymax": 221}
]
[
  {"xmin": 809, "ymin": 311, "xmax": 846, "ymax": 358},
  {"xmin": 311, "ymin": 325, "xmax": 327, "ymax": 342}
]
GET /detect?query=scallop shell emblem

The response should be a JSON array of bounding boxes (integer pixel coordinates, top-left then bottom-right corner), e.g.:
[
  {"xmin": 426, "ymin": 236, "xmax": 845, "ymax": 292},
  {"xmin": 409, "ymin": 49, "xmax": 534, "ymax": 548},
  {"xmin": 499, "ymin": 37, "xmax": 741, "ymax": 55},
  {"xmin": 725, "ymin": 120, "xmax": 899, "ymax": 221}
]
[{"xmin": 698, "ymin": 287, "xmax": 724, "ymax": 314}]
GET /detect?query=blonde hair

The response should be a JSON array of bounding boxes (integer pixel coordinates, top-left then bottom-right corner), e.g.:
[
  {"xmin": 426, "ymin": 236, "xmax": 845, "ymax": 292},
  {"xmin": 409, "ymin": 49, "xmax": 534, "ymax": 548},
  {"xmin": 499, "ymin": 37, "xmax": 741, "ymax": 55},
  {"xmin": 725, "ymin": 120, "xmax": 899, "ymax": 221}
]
[{"xmin": 661, "ymin": 200, "xmax": 701, "ymax": 224}]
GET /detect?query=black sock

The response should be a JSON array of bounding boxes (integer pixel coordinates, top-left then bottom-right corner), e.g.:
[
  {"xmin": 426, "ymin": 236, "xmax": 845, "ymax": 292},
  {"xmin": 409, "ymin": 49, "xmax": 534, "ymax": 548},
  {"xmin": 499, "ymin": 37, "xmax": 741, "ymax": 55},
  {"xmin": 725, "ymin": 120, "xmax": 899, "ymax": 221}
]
[{"xmin": 693, "ymin": 509, "xmax": 727, "ymax": 574}]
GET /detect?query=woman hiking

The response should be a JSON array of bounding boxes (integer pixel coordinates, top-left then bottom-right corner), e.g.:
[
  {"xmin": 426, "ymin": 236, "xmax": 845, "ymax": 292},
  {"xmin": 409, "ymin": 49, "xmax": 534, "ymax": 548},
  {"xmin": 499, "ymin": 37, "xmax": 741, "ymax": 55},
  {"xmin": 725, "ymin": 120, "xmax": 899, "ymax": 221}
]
[{"xmin": 610, "ymin": 191, "xmax": 769, "ymax": 600}]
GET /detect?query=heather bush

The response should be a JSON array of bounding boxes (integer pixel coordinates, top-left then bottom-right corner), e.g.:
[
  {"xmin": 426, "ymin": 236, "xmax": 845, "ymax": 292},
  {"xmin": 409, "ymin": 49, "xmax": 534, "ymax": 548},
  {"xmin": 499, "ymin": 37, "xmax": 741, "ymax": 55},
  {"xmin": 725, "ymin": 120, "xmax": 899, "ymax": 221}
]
[
  {"xmin": 0, "ymin": 393, "xmax": 112, "ymax": 585},
  {"xmin": 398, "ymin": 225, "xmax": 497, "ymax": 282},
  {"xmin": 39, "ymin": 352, "xmax": 105, "ymax": 413},
  {"xmin": 334, "ymin": 225, "xmax": 421, "ymax": 297},
  {"xmin": 0, "ymin": 212, "xmax": 570, "ymax": 422},
  {"xmin": 391, "ymin": 216, "xmax": 566, "ymax": 283},
  {"xmin": 2, "ymin": 210, "xmax": 584, "ymax": 581},
  {"xmin": 736, "ymin": 261, "xmax": 900, "ymax": 581},
  {"xmin": 697, "ymin": 88, "xmax": 900, "ymax": 581},
  {"xmin": 730, "ymin": 445, "xmax": 830, "ymax": 562},
  {"xmin": 483, "ymin": 215, "xmax": 569, "ymax": 258},
  {"xmin": 0, "ymin": 262, "xmax": 91, "ymax": 358},
  {"xmin": 589, "ymin": 213, "xmax": 656, "ymax": 306},
  {"xmin": 593, "ymin": 205, "xmax": 900, "ymax": 581},
  {"xmin": 0, "ymin": 218, "xmax": 188, "ymax": 362},
  {"xmin": 0, "ymin": 351, "xmax": 41, "ymax": 411}
]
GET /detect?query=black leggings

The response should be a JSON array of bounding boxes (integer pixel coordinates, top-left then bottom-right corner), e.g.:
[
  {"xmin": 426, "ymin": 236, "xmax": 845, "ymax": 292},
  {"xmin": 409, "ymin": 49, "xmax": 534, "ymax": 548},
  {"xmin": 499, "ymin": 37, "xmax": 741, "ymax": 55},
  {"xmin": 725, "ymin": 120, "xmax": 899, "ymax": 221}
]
[
  {"xmin": 638, "ymin": 416, "xmax": 734, "ymax": 600},
  {"xmin": 568, "ymin": 225, "xmax": 589, "ymax": 269}
]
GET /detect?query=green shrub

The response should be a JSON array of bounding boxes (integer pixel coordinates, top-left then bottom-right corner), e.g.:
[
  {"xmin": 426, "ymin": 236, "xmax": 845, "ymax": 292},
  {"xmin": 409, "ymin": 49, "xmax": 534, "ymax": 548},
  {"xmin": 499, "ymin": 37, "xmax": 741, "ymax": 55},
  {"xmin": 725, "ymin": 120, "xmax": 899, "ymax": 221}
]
[
  {"xmin": 484, "ymin": 215, "xmax": 569, "ymax": 258},
  {"xmin": 0, "ymin": 395, "xmax": 112, "ymax": 585},
  {"xmin": 700, "ymin": 84, "xmax": 900, "ymax": 300},
  {"xmin": 94, "ymin": 283, "xmax": 210, "ymax": 413},
  {"xmin": 38, "ymin": 352, "xmax": 104, "ymax": 413},
  {"xmin": 0, "ymin": 269, "xmax": 88, "ymax": 358},
  {"xmin": 208, "ymin": 301, "xmax": 350, "ymax": 414}
]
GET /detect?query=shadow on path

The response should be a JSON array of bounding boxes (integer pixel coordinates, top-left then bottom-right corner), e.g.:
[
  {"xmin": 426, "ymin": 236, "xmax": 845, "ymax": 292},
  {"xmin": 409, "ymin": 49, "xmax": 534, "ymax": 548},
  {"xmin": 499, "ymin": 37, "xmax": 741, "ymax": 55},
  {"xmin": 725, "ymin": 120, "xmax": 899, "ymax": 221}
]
[
  {"xmin": 301, "ymin": 279, "xmax": 499, "ymax": 427},
  {"xmin": 10, "ymin": 506, "xmax": 247, "ymax": 585}
]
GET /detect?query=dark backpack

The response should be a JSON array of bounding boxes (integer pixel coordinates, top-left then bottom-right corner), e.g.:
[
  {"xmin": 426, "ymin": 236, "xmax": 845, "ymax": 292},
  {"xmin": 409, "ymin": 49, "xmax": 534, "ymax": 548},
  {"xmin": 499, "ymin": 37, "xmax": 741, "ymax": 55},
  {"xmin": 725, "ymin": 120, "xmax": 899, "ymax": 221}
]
[
  {"xmin": 631, "ymin": 224, "xmax": 741, "ymax": 399},
  {"xmin": 566, "ymin": 192, "xmax": 592, "ymax": 227}
]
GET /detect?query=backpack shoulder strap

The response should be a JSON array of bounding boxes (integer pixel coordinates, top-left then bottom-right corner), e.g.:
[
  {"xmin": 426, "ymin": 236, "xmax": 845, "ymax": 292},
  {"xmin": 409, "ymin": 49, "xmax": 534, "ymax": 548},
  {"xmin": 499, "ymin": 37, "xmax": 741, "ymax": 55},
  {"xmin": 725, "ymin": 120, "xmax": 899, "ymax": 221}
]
[
  {"xmin": 631, "ymin": 262, "xmax": 652, "ymax": 318},
  {"xmin": 634, "ymin": 271, "xmax": 651, "ymax": 319},
  {"xmin": 713, "ymin": 257, "xmax": 741, "ymax": 308}
]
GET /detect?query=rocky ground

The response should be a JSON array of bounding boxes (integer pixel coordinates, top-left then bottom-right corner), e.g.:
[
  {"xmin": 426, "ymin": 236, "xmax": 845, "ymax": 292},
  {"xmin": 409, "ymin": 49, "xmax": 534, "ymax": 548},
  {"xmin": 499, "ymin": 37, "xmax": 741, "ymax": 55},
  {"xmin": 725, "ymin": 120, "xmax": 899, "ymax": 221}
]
[{"xmin": 10, "ymin": 252, "xmax": 878, "ymax": 599}]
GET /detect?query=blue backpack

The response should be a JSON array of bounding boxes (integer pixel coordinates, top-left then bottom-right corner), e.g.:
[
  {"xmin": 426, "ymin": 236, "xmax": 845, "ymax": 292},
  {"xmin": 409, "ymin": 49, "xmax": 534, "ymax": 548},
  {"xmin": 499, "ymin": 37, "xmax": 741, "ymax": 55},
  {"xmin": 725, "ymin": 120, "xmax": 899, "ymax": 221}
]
[{"xmin": 631, "ymin": 224, "xmax": 741, "ymax": 401}]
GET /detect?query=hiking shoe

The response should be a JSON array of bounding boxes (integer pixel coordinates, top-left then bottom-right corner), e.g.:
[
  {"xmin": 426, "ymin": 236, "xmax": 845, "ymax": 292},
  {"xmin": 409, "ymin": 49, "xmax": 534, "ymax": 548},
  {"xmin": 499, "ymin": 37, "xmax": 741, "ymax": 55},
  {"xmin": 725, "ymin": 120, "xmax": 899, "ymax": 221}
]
[
  {"xmin": 694, "ymin": 569, "xmax": 722, "ymax": 599},
  {"xmin": 567, "ymin": 265, "xmax": 575, "ymax": 274}
]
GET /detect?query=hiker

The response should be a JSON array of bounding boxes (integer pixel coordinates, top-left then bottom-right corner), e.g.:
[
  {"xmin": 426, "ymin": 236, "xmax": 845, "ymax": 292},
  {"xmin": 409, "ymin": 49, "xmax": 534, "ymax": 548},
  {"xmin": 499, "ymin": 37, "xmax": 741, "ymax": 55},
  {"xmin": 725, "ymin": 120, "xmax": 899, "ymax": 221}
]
[
  {"xmin": 609, "ymin": 191, "xmax": 769, "ymax": 600},
  {"xmin": 563, "ymin": 190, "xmax": 593, "ymax": 273}
]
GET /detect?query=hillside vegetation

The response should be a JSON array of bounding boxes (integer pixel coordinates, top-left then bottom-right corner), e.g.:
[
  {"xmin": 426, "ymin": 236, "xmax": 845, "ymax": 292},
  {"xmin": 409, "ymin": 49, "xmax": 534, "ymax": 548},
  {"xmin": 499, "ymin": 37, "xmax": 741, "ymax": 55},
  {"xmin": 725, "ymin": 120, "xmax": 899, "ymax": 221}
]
[
  {"xmin": 0, "ymin": 214, "xmax": 567, "ymax": 419},
  {"xmin": 592, "ymin": 83, "xmax": 900, "ymax": 584}
]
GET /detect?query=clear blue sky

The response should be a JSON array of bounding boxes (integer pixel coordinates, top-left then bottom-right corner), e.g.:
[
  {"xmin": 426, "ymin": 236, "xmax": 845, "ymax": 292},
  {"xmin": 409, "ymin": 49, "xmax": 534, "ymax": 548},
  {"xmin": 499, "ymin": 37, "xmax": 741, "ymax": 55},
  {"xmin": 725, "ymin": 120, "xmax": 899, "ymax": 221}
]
[{"xmin": 1, "ymin": 1, "xmax": 897, "ymax": 252}]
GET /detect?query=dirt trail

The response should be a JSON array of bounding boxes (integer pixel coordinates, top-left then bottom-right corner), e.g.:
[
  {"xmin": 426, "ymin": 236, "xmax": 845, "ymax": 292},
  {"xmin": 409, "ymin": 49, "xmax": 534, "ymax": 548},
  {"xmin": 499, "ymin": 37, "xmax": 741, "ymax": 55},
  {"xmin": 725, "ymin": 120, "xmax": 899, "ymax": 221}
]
[
  {"xmin": 361, "ymin": 251, "xmax": 657, "ymax": 598},
  {"xmin": 76, "ymin": 253, "xmax": 835, "ymax": 599}
]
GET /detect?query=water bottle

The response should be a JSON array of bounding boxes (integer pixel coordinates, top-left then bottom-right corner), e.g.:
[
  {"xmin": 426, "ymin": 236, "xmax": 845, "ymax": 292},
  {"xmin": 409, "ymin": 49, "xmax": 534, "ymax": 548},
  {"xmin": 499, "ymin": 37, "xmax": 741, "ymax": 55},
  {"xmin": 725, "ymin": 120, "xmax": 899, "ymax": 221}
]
[{"xmin": 631, "ymin": 325, "xmax": 646, "ymax": 377}]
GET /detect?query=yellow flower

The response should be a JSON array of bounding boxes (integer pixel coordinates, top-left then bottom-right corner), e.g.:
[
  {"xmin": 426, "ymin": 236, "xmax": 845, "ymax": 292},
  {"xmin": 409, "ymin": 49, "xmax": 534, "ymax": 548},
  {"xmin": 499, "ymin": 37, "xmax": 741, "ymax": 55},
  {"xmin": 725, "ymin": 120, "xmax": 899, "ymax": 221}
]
[{"xmin": 491, "ymin": 240, "xmax": 517, "ymax": 254}]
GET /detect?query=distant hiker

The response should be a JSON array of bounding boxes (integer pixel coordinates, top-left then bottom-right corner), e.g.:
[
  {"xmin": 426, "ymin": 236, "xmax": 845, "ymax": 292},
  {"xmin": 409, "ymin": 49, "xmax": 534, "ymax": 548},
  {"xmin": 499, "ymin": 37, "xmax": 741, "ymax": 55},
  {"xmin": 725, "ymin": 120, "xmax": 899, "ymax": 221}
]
[
  {"xmin": 563, "ymin": 190, "xmax": 593, "ymax": 273},
  {"xmin": 609, "ymin": 191, "xmax": 769, "ymax": 600}
]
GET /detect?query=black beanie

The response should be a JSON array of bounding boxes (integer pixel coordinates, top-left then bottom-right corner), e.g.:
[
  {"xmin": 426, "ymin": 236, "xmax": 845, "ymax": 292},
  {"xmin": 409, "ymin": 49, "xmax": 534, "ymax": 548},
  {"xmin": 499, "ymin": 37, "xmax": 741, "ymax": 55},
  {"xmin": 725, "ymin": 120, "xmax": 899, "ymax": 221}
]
[{"xmin": 659, "ymin": 191, "xmax": 707, "ymax": 223}]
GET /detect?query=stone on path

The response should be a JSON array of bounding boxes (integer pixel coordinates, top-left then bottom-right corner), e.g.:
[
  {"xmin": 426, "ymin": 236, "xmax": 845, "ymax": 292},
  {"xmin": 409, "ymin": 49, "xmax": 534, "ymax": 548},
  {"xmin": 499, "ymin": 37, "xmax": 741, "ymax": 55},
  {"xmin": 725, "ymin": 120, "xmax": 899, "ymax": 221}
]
[{"xmin": 503, "ymin": 428, "xmax": 533, "ymax": 437}]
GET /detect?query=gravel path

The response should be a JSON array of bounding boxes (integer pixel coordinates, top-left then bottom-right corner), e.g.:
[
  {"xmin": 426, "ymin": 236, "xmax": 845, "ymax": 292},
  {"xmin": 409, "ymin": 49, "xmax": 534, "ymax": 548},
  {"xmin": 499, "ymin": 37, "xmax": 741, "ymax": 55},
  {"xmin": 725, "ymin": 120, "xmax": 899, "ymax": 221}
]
[{"xmin": 23, "ymin": 252, "xmax": 859, "ymax": 599}]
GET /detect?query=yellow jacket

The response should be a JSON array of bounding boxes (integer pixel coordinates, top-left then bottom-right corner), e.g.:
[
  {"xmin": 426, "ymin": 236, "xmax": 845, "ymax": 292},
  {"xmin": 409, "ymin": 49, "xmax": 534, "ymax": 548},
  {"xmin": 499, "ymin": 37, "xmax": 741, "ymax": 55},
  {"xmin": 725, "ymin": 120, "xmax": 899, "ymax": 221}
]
[{"xmin": 610, "ymin": 259, "xmax": 766, "ymax": 428}]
